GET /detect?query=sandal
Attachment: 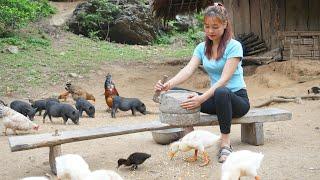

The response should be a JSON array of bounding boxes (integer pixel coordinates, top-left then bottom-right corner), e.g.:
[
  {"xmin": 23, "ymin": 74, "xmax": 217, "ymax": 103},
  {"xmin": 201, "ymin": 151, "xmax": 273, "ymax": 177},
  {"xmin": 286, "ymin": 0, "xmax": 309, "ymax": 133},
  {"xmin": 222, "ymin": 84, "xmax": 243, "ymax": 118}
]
[{"xmin": 218, "ymin": 145, "xmax": 233, "ymax": 163}]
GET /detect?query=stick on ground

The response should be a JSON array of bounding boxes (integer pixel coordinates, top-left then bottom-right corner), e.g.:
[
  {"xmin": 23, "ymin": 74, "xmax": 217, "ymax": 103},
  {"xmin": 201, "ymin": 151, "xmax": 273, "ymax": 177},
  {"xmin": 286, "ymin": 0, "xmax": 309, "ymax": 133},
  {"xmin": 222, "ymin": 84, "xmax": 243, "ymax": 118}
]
[{"xmin": 254, "ymin": 95, "xmax": 320, "ymax": 108}]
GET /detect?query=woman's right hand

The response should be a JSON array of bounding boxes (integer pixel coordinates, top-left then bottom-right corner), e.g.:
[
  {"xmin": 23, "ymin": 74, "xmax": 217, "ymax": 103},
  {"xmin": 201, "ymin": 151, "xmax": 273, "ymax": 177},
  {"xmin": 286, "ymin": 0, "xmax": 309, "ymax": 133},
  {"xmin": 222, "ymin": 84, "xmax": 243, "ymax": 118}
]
[{"xmin": 154, "ymin": 80, "xmax": 171, "ymax": 92}]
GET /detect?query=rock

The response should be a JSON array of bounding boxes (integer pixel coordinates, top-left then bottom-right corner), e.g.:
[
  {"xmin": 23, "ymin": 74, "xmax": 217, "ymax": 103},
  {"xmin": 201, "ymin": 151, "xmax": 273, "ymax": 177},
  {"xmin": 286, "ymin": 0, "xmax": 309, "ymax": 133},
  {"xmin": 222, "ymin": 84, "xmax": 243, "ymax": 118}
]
[
  {"xmin": 7, "ymin": 46, "xmax": 19, "ymax": 54},
  {"xmin": 174, "ymin": 15, "xmax": 198, "ymax": 32},
  {"xmin": 159, "ymin": 90, "xmax": 200, "ymax": 126},
  {"xmin": 159, "ymin": 90, "xmax": 200, "ymax": 113},
  {"xmin": 28, "ymin": 156, "xmax": 35, "ymax": 163},
  {"xmin": 68, "ymin": 73, "xmax": 78, "ymax": 78},
  {"xmin": 68, "ymin": 0, "xmax": 159, "ymax": 45},
  {"xmin": 108, "ymin": 4, "xmax": 159, "ymax": 45},
  {"xmin": 49, "ymin": 18, "xmax": 65, "ymax": 27}
]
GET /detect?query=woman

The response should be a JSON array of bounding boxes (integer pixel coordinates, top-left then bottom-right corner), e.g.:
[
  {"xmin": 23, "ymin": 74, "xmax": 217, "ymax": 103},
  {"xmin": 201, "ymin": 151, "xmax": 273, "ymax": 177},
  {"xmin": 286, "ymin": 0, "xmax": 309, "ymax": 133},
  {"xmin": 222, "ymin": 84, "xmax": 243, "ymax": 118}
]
[{"xmin": 154, "ymin": 3, "xmax": 250, "ymax": 163}]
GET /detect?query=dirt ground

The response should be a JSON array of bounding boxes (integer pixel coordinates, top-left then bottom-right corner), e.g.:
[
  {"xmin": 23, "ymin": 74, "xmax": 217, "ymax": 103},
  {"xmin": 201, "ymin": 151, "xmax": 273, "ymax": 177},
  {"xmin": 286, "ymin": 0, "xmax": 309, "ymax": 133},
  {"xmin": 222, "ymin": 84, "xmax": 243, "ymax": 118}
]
[
  {"xmin": 0, "ymin": 59, "xmax": 320, "ymax": 180},
  {"xmin": 1, "ymin": 1, "xmax": 320, "ymax": 180}
]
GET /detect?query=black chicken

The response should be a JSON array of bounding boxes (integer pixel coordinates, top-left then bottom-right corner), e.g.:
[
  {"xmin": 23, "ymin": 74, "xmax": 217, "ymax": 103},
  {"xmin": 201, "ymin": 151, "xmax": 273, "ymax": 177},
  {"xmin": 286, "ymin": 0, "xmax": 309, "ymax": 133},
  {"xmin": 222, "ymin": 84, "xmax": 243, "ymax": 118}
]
[
  {"xmin": 117, "ymin": 152, "xmax": 151, "ymax": 170},
  {"xmin": 308, "ymin": 86, "xmax": 320, "ymax": 94}
]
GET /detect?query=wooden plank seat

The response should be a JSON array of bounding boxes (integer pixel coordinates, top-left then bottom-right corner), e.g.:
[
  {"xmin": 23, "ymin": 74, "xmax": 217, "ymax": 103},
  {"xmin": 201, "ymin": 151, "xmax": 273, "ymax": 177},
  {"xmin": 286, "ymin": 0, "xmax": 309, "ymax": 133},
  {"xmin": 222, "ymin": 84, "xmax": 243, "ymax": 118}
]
[{"xmin": 8, "ymin": 108, "xmax": 291, "ymax": 174}]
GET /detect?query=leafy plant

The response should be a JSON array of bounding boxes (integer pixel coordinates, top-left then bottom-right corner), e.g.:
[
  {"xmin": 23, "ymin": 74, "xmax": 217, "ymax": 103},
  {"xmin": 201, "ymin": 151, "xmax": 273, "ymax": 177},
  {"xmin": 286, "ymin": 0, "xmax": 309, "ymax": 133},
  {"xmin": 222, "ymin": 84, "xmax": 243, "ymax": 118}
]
[
  {"xmin": 194, "ymin": 10, "xmax": 204, "ymax": 28},
  {"xmin": 154, "ymin": 12, "xmax": 205, "ymax": 45},
  {"xmin": 0, "ymin": 32, "xmax": 50, "ymax": 50},
  {"xmin": 71, "ymin": 0, "xmax": 120, "ymax": 40},
  {"xmin": 0, "ymin": 0, "xmax": 55, "ymax": 35}
]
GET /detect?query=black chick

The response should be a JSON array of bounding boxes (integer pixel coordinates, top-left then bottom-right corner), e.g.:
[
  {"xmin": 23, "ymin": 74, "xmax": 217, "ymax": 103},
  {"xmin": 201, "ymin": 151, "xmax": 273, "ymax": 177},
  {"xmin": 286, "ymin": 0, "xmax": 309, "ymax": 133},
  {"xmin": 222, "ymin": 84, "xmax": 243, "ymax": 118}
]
[
  {"xmin": 117, "ymin": 152, "xmax": 151, "ymax": 170},
  {"xmin": 308, "ymin": 87, "xmax": 320, "ymax": 94}
]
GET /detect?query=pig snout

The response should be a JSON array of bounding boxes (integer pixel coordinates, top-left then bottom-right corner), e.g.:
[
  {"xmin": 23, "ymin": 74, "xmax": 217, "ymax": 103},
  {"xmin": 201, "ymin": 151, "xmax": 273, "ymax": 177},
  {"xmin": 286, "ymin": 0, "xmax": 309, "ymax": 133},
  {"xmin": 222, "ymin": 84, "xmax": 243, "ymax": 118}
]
[
  {"xmin": 33, "ymin": 125, "xmax": 39, "ymax": 131},
  {"xmin": 71, "ymin": 110, "xmax": 80, "ymax": 125},
  {"xmin": 138, "ymin": 103, "xmax": 147, "ymax": 115}
]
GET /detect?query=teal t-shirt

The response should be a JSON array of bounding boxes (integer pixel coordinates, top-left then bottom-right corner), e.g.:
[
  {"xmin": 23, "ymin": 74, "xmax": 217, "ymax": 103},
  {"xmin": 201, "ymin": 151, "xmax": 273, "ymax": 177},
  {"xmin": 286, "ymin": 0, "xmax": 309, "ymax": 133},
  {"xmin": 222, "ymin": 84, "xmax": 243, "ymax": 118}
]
[{"xmin": 193, "ymin": 39, "xmax": 246, "ymax": 92}]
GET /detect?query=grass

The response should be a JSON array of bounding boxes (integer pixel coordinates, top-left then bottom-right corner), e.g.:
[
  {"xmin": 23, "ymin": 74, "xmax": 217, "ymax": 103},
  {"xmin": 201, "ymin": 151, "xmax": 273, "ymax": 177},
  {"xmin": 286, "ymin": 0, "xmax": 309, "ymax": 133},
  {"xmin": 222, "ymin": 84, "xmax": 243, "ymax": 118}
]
[{"xmin": 0, "ymin": 26, "xmax": 194, "ymax": 96}]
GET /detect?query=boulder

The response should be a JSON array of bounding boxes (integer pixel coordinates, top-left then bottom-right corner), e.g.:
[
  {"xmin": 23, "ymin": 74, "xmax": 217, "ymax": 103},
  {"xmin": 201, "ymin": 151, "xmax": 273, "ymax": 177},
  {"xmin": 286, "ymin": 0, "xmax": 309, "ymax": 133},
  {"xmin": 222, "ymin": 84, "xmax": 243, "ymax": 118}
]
[
  {"xmin": 68, "ymin": 0, "xmax": 159, "ymax": 45},
  {"xmin": 174, "ymin": 15, "xmax": 198, "ymax": 32}
]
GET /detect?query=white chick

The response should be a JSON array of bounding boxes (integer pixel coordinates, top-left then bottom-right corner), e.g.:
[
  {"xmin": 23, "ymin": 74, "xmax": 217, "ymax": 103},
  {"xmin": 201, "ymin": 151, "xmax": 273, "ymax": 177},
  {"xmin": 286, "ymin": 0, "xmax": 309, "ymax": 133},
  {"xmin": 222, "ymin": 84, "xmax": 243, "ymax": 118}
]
[
  {"xmin": 20, "ymin": 177, "xmax": 49, "ymax": 180},
  {"xmin": 84, "ymin": 170, "xmax": 123, "ymax": 180},
  {"xmin": 56, "ymin": 154, "xmax": 91, "ymax": 180},
  {"xmin": 221, "ymin": 150, "xmax": 264, "ymax": 180},
  {"xmin": 168, "ymin": 129, "xmax": 220, "ymax": 166}
]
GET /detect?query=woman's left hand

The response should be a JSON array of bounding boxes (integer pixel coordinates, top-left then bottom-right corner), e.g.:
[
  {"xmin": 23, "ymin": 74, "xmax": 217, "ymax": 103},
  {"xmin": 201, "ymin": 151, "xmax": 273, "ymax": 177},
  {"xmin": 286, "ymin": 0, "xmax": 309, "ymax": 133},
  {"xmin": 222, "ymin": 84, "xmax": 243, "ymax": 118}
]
[{"xmin": 180, "ymin": 93, "xmax": 204, "ymax": 110}]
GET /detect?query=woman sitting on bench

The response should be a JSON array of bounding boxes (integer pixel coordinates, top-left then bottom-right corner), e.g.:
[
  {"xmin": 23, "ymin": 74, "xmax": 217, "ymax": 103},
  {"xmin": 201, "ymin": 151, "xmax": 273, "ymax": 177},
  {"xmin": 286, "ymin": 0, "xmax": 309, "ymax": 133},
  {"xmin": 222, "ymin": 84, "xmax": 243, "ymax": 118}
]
[{"xmin": 154, "ymin": 3, "xmax": 250, "ymax": 163}]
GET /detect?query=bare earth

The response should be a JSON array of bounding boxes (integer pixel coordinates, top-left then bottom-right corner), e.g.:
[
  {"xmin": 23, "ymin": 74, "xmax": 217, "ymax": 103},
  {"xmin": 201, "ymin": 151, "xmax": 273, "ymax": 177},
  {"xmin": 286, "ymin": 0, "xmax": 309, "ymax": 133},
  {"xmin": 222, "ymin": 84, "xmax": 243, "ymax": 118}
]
[
  {"xmin": 1, "ymin": 1, "xmax": 320, "ymax": 179},
  {"xmin": 0, "ymin": 59, "xmax": 320, "ymax": 180}
]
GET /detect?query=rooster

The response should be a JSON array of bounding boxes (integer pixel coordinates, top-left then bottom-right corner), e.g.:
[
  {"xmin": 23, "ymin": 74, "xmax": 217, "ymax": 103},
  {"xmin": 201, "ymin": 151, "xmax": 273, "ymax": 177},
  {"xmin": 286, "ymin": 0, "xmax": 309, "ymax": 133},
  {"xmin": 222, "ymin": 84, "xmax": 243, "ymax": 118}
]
[
  {"xmin": 104, "ymin": 73, "xmax": 119, "ymax": 110},
  {"xmin": 58, "ymin": 91, "xmax": 70, "ymax": 102},
  {"xmin": 0, "ymin": 104, "xmax": 39, "ymax": 135},
  {"xmin": 64, "ymin": 82, "xmax": 96, "ymax": 102}
]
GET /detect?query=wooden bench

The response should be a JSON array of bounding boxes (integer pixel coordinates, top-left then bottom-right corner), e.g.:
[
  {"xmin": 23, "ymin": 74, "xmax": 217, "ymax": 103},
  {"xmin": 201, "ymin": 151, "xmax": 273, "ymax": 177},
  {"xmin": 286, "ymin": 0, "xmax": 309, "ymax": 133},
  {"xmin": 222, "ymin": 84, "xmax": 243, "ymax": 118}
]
[{"xmin": 8, "ymin": 108, "xmax": 291, "ymax": 174}]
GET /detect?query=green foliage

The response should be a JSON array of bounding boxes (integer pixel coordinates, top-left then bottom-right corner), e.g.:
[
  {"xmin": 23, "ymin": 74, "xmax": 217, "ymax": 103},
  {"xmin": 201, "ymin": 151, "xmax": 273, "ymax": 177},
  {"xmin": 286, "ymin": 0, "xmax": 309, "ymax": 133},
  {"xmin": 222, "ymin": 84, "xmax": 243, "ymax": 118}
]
[
  {"xmin": 0, "ymin": 30, "xmax": 51, "ymax": 50},
  {"xmin": 73, "ymin": 0, "xmax": 120, "ymax": 40},
  {"xmin": 194, "ymin": 11, "xmax": 204, "ymax": 28},
  {"xmin": 155, "ymin": 12, "xmax": 205, "ymax": 46},
  {"xmin": 186, "ymin": 29, "xmax": 205, "ymax": 44},
  {"xmin": 26, "ymin": 36, "xmax": 50, "ymax": 46},
  {"xmin": 0, "ymin": 0, "xmax": 55, "ymax": 34},
  {"xmin": 154, "ymin": 33, "xmax": 171, "ymax": 44},
  {"xmin": 154, "ymin": 27, "xmax": 205, "ymax": 46}
]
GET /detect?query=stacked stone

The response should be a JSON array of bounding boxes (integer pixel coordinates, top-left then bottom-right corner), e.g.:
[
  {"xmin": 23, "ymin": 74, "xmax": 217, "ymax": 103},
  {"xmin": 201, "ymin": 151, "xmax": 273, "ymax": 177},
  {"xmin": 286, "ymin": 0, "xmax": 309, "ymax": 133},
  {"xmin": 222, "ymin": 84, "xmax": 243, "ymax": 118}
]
[{"xmin": 159, "ymin": 90, "xmax": 200, "ymax": 126}]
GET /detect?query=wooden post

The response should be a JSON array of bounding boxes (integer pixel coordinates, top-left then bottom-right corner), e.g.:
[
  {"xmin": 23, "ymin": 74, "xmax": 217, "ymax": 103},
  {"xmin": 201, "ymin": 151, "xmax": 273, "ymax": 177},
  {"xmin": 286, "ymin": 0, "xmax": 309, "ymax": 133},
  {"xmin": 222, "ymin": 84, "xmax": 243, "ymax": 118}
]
[
  {"xmin": 49, "ymin": 145, "xmax": 61, "ymax": 175},
  {"xmin": 241, "ymin": 122, "xmax": 264, "ymax": 145}
]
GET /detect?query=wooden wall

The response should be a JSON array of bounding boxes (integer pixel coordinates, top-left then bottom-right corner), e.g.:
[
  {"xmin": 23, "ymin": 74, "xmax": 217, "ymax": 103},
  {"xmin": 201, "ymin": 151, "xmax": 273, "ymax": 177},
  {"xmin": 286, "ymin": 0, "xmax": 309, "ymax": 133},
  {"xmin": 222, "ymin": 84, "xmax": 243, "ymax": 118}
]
[{"xmin": 221, "ymin": 0, "xmax": 320, "ymax": 50}]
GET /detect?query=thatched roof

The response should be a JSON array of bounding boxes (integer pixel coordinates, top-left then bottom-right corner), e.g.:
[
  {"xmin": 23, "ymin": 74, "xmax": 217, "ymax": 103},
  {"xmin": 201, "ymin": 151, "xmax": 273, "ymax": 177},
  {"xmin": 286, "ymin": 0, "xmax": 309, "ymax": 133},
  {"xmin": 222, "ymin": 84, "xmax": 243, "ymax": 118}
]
[{"xmin": 150, "ymin": 0, "xmax": 214, "ymax": 20}]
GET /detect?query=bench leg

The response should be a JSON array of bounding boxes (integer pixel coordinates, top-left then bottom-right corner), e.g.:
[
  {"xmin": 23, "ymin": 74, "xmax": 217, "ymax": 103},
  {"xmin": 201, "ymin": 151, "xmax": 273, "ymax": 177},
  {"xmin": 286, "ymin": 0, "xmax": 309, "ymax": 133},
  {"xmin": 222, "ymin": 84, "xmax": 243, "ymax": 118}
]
[
  {"xmin": 49, "ymin": 145, "xmax": 61, "ymax": 175},
  {"xmin": 241, "ymin": 122, "xmax": 264, "ymax": 146}
]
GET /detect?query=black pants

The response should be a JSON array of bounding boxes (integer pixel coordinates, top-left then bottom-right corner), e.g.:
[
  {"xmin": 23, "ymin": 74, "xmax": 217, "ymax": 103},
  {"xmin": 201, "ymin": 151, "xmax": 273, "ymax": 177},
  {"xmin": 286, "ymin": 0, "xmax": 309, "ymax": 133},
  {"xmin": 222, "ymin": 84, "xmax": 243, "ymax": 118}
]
[{"xmin": 172, "ymin": 87, "xmax": 250, "ymax": 134}]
